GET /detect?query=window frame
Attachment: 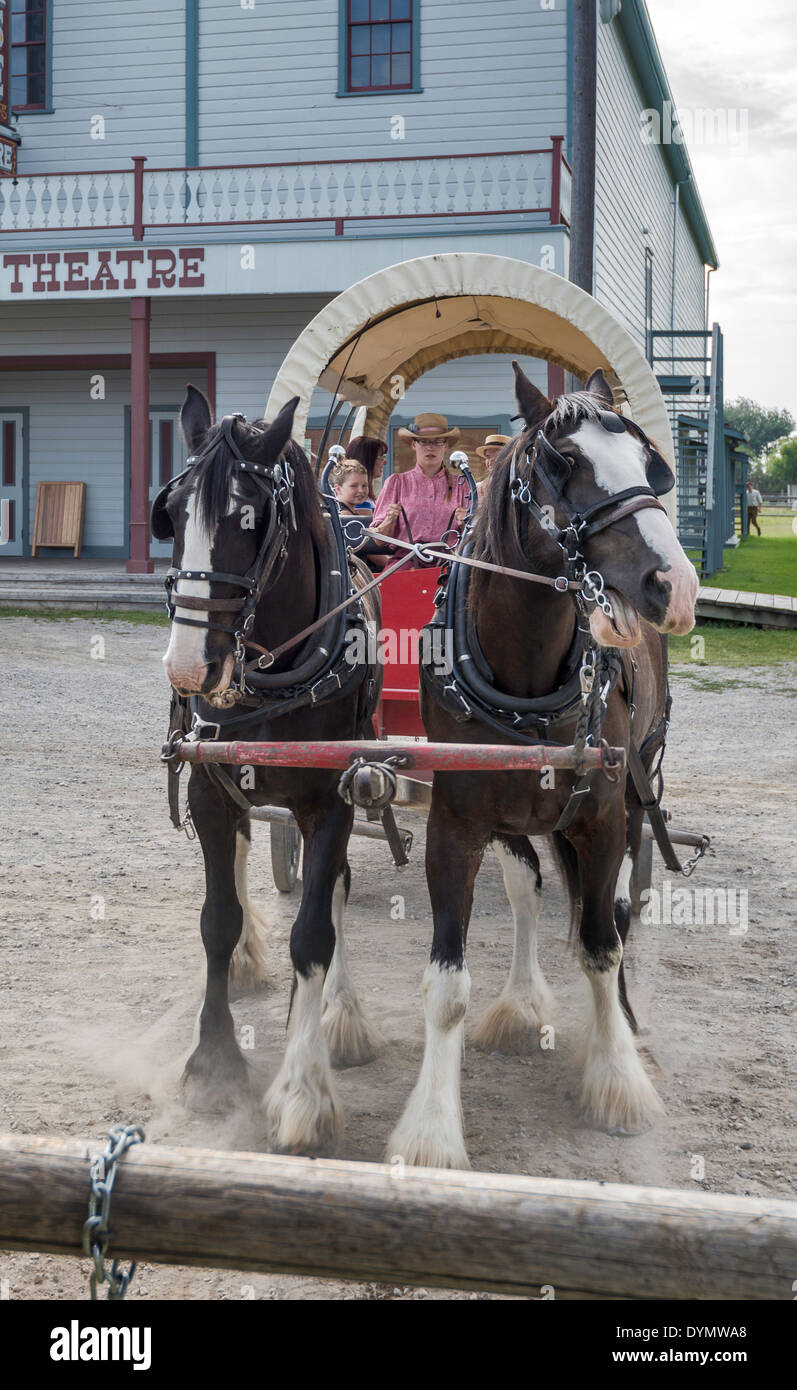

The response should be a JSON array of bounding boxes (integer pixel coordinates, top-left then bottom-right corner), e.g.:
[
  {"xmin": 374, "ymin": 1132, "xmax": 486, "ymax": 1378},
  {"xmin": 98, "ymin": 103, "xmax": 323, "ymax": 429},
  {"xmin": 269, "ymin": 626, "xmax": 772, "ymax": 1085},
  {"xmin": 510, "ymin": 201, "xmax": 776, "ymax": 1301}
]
[
  {"xmin": 10, "ymin": 0, "xmax": 53, "ymax": 115},
  {"xmin": 337, "ymin": 0, "xmax": 422, "ymax": 98}
]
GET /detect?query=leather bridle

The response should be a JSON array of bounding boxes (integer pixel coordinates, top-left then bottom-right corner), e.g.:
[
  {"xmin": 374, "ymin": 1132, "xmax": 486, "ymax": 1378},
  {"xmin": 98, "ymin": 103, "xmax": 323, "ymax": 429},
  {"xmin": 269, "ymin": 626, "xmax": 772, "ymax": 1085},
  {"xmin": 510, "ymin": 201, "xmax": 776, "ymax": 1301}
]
[
  {"xmin": 510, "ymin": 426, "xmax": 669, "ymax": 554},
  {"xmin": 153, "ymin": 414, "xmax": 298, "ymax": 663}
]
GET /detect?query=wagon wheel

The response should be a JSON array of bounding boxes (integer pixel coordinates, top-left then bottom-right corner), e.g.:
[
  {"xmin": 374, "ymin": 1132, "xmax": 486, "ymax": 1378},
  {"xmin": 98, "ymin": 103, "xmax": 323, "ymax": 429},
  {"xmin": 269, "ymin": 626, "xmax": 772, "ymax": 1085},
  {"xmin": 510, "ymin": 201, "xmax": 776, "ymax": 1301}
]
[
  {"xmin": 270, "ymin": 821, "xmax": 302, "ymax": 894},
  {"xmin": 630, "ymin": 836, "xmax": 654, "ymax": 916}
]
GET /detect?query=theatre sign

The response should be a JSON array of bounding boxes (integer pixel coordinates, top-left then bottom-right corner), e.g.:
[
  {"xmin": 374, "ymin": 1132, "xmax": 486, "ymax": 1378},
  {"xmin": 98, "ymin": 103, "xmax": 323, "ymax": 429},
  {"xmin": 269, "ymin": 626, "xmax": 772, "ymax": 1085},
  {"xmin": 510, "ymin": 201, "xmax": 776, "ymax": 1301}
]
[{"xmin": 1, "ymin": 246, "xmax": 207, "ymax": 296}]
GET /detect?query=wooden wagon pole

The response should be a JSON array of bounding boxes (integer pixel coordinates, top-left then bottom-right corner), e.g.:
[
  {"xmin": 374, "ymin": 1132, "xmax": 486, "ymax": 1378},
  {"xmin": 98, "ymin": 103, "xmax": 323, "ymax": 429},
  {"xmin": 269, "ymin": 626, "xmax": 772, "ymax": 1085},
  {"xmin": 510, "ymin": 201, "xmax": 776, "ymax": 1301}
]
[
  {"xmin": 174, "ymin": 738, "xmax": 623, "ymax": 773},
  {"xmin": 1, "ymin": 1134, "xmax": 795, "ymax": 1300}
]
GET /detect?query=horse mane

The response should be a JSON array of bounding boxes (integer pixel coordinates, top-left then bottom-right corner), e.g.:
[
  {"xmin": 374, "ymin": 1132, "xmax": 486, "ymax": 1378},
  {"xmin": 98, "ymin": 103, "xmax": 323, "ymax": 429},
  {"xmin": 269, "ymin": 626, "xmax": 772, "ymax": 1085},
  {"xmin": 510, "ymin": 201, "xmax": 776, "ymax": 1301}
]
[
  {"xmin": 468, "ymin": 388, "xmax": 608, "ymax": 610},
  {"xmin": 192, "ymin": 420, "xmax": 328, "ymax": 552}
]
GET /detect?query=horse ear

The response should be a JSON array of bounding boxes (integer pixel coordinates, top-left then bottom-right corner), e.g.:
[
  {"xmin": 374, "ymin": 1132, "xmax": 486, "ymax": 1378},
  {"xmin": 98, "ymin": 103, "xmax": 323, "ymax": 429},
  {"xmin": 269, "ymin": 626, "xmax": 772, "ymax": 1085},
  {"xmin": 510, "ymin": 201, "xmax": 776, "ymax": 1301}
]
[
  {"xmin": 261, "ymin": 395, "xmax": 300, "ymax": 459},
  {"xmin": 646, "ymin": 445, "xmax": 676, "ymax": 496},
  {"xmin": 180, "ymin": 383, "xmax": 212, "ymax": 452},
  {"xmin": 585, "ymin": 369, "xmax": 614, "ymax": 409},
  {"xmin": 512, "ymin": 361, "xmax": 552, "ymax": 429}
]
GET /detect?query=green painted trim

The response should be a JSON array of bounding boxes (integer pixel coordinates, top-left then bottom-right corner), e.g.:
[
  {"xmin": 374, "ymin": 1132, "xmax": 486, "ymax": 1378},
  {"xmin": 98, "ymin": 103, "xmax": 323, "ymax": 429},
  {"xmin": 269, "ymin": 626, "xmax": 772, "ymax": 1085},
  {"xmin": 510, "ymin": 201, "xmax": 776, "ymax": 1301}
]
[
  {"xmin": 566, "ymin": 0, "xmax": 574, "ymax": 163},
  {"xmin": 1, "ymin": 407, "xmax": 30, "ymax": 556},
  {"xmin": 337, "ymin": 0, "xmax": 421, "ymax": 98},
  {"xmin": 615, "ymin": 0, "xmax": 718, "ymax": 269},
  {"xmin": 185, "ymin": 0, "xmax": 199, "ymax": 167}
]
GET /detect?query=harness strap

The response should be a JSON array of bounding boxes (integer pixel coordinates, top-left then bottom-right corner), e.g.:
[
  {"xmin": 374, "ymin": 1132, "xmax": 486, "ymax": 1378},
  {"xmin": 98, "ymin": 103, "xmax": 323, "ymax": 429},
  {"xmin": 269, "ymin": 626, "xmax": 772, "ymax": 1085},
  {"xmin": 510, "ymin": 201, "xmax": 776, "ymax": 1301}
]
[
  {"xmin": 205, "ymin": 762, "xmax": 254, "ymax": 814},
  {"xmin": 242, "ymin": 544, "xmax": 419, "ymax": 671},
  {"xmin": 626, "ymin": 742, "xmax": 687, "ymax": 873}
]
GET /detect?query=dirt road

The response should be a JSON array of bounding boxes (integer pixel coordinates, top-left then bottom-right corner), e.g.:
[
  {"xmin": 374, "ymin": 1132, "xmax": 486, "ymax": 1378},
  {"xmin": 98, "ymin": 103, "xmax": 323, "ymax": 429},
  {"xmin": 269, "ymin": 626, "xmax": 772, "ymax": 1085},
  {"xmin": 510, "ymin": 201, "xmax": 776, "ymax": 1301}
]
[{"xmin": 0, "ymin": 617, "xmax": 794, "ymax": 1300}]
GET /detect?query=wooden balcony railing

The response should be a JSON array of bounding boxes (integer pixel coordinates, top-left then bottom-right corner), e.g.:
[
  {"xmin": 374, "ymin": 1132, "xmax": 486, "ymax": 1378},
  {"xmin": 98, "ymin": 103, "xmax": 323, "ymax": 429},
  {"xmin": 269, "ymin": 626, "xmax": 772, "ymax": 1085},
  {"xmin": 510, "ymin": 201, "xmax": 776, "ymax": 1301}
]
[{"xmin": 0, "ymin": 140, "xmax": 571, "ymax": 237}]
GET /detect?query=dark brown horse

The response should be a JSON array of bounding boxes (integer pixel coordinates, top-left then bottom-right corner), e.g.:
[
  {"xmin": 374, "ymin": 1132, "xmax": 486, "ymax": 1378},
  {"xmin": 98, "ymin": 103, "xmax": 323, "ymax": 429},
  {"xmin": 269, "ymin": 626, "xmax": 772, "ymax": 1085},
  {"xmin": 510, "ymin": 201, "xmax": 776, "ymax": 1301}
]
[
  {"xmin": 154, "ymin": 385, "xmax": 380, "ymax": 1150},
  {"xmin": 389, "ymin": 365, "xmax": 698, "ymax": 1169}
]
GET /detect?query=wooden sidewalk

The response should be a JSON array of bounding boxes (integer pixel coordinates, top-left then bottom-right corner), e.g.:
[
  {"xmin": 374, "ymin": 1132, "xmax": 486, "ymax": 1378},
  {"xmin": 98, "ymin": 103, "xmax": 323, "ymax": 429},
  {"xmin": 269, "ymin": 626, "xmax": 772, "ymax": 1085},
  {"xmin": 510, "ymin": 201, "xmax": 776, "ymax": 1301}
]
[{"xmin": 697, "ymin": 587, "xmax": 797, "ymax": 628}]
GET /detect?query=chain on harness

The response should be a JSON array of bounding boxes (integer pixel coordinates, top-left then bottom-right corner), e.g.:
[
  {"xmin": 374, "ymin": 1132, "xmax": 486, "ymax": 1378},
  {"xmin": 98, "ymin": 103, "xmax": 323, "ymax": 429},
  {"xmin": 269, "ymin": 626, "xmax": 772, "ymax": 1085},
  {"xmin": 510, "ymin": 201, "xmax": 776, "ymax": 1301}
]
[{"xmin": 82, "ymin": 1122, "xmax": 145, "ymax": 1300}]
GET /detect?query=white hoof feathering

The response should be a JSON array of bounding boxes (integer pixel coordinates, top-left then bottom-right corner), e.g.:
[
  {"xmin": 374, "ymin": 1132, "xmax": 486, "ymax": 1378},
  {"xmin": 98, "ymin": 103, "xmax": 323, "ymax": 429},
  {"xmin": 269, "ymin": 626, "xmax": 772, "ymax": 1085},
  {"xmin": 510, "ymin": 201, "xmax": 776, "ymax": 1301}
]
[
  {"xmin": 322, "ymin": 876, "xmax": 382, "ymax": 1067},
  {"xmin": 229, "ymin": 830, "xmax": 270, "ymax": 990},
  {"xmin": 265, "ymin": 967, "xmax": 342, "ymax": 1153},
  {"xmin": 387, "ymin": 962, "xmax": 471, "ymax": 1170},
  {"xmin": 473, "ymin": 841, "xmax": 554, "ymax": 1052},
  {"xmin": 580, "ymin": 943, "xmax": 664, "ymax": 1132}
]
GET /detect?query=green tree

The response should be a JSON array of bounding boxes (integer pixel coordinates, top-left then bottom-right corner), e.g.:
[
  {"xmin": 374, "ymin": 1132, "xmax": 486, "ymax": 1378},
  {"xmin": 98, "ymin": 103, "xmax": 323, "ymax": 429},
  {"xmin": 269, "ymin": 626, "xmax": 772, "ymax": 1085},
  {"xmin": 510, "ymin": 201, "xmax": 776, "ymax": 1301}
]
[
  {"xmin": 724, "ymin": 398, "xmax": 795, "ymax": 460},
  {"xmin": 764, "ymin": 437, "xmax": 797, "ymax": 489}
]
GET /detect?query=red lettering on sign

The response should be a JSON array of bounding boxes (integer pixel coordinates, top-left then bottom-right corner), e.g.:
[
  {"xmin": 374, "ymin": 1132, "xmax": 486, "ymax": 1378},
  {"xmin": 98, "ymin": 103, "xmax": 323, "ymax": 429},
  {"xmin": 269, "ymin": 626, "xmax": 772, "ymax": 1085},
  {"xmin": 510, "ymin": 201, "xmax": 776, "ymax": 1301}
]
[
  {"xmin": 178, "ymin": 247, "xmax": 205, "ymax": 287},
  {"xmin": 114, "ymin": 249, "xmax": 145, "ymax": 289},
  {"xmin": 147, "ymin": 249, "xmax": 177, "ymax": 289},
  {"xmin": 90, "ymin": 250, "xmax": 120, "ymax": 291},
  {"xmin": 32, "ymin": 253, "xmax": 62, "ymax": 292},
  {"xmin": 2, "ymin": 254, "xmax": 30, "ymax": 292},
  {"xmin": 63, "ymin": 253, "xmax": 90, "ymax": 291}
]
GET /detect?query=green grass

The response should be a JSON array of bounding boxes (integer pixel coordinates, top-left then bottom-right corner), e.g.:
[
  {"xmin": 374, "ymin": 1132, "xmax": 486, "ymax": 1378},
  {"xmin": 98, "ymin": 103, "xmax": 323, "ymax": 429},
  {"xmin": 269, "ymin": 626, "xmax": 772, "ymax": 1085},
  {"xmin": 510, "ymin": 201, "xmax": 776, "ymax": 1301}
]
[
  {"xmin": 670, "ymin": 621, "xmax": 797, "ymax": 667},
  {"xmin": 706, "ymin": 511, "xmax": 797, "ymax": 596},
  {"xmin": 0, "ymin": 607, "xmax": 168, "ymax": 626}
]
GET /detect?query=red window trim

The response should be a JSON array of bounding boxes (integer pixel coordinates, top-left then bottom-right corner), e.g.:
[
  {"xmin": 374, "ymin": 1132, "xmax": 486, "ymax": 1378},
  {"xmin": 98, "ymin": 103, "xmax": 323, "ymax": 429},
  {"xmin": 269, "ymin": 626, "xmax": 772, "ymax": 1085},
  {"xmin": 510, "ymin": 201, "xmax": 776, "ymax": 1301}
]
[
  {"xmin": 10, "ymin": 0, "xmax": 49, "ymax": 114},
  {"xmin": 347, "ymin": 1, "xmax": 413, "ymax": 94}
]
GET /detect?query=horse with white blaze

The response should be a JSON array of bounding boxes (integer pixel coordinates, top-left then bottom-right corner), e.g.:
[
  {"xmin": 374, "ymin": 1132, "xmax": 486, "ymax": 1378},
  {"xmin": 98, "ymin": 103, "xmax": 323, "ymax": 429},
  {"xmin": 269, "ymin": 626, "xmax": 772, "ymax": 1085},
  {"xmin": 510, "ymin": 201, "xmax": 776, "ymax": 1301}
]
[{"xmin": 389, "ymin": 364, "xmax": 698, "ymax": 1169}]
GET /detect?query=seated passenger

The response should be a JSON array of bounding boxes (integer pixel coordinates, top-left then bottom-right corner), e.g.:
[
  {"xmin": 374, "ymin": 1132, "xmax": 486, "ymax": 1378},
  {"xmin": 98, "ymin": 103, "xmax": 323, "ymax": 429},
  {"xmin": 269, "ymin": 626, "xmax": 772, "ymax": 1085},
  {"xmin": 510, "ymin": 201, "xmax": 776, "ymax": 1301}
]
[
  {"xmin": 345, "ymin": 435, "xmax": 388, "ymax": 512},
  {"xmin": 331, "ymin": 459, "xmax": 392, "ymax": 570},
  {"xmin": 371, "ymin": 413, "xmax": 469, "ymax": 552},
  {"xmin": 331, "ymin": 458, "xmax": 370, "ymax": 515},
  {"xmin": 475, "ymin": 433, "xmax": 512, "ymax": 497}
]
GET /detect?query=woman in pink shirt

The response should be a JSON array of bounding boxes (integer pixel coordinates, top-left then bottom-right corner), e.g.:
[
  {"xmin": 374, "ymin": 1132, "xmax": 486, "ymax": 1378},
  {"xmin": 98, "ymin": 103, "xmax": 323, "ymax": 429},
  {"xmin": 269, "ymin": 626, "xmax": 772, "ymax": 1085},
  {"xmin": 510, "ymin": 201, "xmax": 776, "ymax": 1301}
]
[{"xmin": 372, "ymin": 413, "xmax": 469, "ymax": 554}]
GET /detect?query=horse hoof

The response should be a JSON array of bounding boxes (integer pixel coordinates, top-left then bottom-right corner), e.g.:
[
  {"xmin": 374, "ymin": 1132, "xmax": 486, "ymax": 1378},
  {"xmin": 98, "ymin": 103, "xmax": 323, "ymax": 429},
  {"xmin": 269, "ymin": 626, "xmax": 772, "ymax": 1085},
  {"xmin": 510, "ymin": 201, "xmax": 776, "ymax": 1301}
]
[
  {"xmin": 387, "ymin": 1106, "xmax": 471, "ymax": 1171},
  {"xmin": 182, "ymin": 1048, "xmax": 250, "ymax": 1115},
  {"xmin": 471, "ymin": 991, "xmax": 553, "ymax": 1056},
  {"xmin": 264, "ymin": 1075, "xmax": 343, "ymax": 1155},
  {"xmin": 580, "ymin": 1053, "xmax": 665, "ymax": 1133},
  {"xmin": 323, "ymin": 996, "xmax": 382, "ymax": 1068}
]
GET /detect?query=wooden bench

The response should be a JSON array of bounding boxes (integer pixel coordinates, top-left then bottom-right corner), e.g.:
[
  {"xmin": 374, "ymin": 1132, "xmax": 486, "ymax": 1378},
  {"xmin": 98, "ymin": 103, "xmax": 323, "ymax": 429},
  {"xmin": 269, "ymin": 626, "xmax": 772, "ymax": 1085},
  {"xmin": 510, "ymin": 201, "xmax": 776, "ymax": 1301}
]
[{"xmin": 31, "ymin": 481, "xmax": 86, "ymax": 557}]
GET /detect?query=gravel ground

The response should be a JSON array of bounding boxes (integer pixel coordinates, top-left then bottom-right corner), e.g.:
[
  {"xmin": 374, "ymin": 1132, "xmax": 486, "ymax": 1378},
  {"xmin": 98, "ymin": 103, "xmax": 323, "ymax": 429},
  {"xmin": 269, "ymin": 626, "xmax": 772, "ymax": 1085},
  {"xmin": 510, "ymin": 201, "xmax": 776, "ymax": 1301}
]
[{"xmin": 0, "ymin": 616, "xmax": 795, "ymax": 1301}]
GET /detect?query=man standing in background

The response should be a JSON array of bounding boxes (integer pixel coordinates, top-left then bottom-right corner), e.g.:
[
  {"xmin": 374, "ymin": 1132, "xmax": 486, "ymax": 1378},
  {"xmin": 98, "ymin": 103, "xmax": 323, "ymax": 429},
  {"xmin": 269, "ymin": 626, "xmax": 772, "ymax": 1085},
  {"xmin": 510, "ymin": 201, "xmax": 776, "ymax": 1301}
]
[{"xmin": 746, "ymin": 480, "xmax": 763, "ymax": 535}]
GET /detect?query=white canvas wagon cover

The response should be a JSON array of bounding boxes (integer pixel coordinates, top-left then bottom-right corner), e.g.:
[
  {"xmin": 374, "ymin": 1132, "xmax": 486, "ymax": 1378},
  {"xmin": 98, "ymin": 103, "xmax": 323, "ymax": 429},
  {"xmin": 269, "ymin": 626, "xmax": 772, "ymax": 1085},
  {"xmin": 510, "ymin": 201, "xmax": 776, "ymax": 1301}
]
[{"xmin": 266, "ymin": 252, "xmax": 676, "ymax": 521}]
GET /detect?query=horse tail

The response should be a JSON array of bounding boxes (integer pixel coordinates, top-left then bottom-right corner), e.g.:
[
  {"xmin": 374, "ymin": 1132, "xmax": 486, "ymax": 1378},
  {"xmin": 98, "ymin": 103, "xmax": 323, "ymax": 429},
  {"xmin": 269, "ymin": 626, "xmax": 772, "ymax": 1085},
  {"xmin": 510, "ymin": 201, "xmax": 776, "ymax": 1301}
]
[{"xmin": 548, "ymin": 830, "xmax": 582, "ymax": 944}]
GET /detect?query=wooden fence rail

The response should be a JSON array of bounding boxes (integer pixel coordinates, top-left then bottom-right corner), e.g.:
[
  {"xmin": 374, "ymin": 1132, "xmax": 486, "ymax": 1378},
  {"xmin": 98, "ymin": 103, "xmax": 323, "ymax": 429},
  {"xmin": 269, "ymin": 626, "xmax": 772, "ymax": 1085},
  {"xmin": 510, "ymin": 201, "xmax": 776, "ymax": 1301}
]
[{"xmin": 1, "ymin": 1134, "xmax": 795, "ymax": 1299}]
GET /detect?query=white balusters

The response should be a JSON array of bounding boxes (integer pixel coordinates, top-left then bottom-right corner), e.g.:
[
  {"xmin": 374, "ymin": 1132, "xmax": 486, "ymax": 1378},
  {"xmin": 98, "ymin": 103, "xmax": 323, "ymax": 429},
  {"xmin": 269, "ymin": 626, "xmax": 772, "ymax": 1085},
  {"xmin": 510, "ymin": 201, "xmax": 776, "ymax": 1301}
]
[{"xmin": 0, "ymin": 149, "xmax": 560, "ymax": 234}]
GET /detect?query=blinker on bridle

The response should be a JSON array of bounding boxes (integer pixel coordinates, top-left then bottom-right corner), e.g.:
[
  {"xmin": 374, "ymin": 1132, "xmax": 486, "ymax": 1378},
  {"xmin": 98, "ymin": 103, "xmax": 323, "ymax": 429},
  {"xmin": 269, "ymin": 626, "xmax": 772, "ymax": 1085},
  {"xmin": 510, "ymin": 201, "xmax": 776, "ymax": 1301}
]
[
  {"xmin": 510, "ymin": 420, "xmax": 670, "ymax": 554},
  {"xmin": 156, "ymin": 413, "xmax": 298, "ymax": 652}
]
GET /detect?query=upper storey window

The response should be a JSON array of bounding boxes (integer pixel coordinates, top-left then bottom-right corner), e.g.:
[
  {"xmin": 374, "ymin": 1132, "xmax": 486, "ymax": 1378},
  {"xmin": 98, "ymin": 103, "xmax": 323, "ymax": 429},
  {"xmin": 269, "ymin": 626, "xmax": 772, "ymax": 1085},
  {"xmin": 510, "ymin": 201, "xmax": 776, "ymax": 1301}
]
[
  {"xmin": 347, "ymin": 0, "xmax": 414, "ymax": 92},
  {"xmin": 10, "ymin": 0, "xmax": 49, "ymax": 111}
]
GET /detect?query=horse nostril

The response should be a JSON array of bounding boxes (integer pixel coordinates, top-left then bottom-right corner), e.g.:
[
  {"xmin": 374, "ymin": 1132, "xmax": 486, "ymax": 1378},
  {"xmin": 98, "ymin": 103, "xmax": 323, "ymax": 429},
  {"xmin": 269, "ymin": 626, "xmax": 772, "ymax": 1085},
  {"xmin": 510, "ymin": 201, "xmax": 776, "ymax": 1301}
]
[
  {"xmin": 642, "ymin": 569, "xmax": 670, "ymax": 619},
  {"xmin": 202, "ymin": 659, "xmax": 230, "ymax": 695}
]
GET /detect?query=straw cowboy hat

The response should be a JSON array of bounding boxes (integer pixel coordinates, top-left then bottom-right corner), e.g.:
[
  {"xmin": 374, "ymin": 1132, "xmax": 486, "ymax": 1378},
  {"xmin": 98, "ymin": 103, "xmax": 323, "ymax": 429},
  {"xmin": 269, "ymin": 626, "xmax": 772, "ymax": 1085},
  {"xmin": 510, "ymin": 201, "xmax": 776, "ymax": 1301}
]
[
  {"xmin": 398, "ymin": 412, "xmax": 460, "ymax": 443},
  {"xmin": 475, "ymin": 433, "xmax": 512, "ymax": 459}
]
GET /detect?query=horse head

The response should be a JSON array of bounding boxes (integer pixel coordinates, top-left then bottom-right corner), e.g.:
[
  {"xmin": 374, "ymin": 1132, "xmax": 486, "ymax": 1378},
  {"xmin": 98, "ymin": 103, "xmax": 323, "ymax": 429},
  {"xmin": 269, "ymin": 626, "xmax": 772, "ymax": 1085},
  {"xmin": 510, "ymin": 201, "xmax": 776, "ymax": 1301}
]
[
  {"xmin": 512, "ymin": 363, "xmax": 698, "ymax": 646},
  {"xmin": 153, "ymin": 384, "xmax": 303, "ymax": 701}
]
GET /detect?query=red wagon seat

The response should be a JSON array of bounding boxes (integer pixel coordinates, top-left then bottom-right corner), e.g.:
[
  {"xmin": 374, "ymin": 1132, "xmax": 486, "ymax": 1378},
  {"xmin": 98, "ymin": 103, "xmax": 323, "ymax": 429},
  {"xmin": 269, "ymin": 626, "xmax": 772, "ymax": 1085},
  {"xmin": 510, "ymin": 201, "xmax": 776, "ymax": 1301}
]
[{"xmin": 375, "ymin": 566, "xmax": 442, "ymax": 739}]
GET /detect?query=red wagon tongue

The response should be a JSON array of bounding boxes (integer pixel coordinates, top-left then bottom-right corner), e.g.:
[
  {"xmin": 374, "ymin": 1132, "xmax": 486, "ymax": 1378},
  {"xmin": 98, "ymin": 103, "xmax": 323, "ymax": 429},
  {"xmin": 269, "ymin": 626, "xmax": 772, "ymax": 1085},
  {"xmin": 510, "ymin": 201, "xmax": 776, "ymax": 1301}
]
[{"xmin": 589, "ymin": 589, "xmax": 641, "ymax": 648}]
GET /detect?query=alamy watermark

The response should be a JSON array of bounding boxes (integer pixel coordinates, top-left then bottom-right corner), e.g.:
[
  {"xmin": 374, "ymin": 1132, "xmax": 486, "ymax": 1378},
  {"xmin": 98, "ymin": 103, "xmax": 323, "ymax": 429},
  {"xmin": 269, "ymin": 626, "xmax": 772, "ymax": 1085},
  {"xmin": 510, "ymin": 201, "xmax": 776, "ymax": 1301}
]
[
  {"xmin": 641, "ymin": 882, "xmax": 748, "ymax": 934},
  {"xmin": 641, "ymin": 100, "xmax": 749, "ymax": 153},
  {"xmin": 344, "ymin": 624, "xmax": 453, "ymax": 676}
]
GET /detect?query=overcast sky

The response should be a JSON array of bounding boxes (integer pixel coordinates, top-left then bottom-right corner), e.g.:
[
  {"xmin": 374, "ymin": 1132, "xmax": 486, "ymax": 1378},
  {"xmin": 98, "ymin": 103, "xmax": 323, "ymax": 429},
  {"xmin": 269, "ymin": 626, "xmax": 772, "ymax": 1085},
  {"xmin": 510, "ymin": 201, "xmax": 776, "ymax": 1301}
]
[{"xmin": 645, "ymin": 0, "xmax": 797, "ymax": 419}]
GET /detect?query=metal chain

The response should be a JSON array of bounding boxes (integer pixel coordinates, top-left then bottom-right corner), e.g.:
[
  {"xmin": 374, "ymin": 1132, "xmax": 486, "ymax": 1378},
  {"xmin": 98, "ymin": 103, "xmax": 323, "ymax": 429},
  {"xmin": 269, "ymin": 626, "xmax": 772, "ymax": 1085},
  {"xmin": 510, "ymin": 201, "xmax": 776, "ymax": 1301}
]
[
  {"xmin": 680, "ymin": 836, "xmax": 711, "ymax": 878},
  {"xmin": 82, "ymin": 1122, "xmax": 145, "ymax": 1301}
]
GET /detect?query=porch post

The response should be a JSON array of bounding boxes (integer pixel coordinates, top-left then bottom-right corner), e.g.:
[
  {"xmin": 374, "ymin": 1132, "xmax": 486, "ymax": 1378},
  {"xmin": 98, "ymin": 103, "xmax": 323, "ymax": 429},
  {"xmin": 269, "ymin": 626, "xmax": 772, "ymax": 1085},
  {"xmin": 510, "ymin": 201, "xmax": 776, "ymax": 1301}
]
[{"xmin": 126, "ymin": 297, "xmax": 153, "ymax": 574}]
